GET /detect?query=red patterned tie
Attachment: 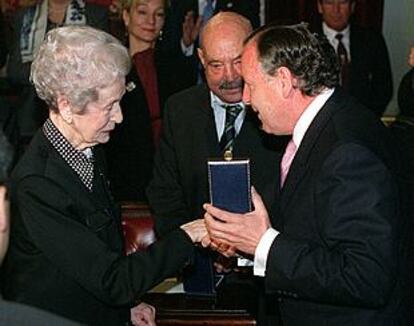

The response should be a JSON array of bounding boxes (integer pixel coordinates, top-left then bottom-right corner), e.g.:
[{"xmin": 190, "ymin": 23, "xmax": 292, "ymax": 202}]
[{"xmin": 280, "ymin": 139, "xmax": 297, "ymax": 187}]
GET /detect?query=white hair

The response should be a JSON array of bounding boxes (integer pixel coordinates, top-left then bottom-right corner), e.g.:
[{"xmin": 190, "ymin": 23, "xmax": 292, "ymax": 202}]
[{"xmin": 31, "ymin": 25, "xmax": 131, "ymax": 112}]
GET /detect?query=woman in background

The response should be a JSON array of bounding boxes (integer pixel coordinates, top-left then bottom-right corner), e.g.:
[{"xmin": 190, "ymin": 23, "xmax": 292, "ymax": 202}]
[{"xmin": 105, "ymin": 0, "xmax": 196, "ymax": 202}]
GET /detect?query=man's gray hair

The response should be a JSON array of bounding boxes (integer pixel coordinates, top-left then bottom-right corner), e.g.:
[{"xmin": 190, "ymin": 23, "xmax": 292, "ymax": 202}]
[{"xmin": 31, "ymin": 25, "xmax": 131, "ymax": 113}]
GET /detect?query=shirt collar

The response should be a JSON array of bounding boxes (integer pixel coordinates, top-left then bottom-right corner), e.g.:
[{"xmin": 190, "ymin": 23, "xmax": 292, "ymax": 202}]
[
  {"xmin": 322, "ymin": 22, "xmax": 350, "ymax": 44},
  {"xmin": 43, "ymin": 118, "xmax": 95, "ymax": 191},
  {"xmin": 292, "ymin": 88, "xmax": 335, "ymax": 147},
  {"xmin": 210, "ymin": 91, "xmax": 245, "ymax": 110}
]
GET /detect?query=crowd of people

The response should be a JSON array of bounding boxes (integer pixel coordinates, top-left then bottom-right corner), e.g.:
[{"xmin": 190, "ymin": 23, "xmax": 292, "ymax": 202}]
[{"xmin": 0, "ymin": 0, "xmax": 413, "ymax": 325}]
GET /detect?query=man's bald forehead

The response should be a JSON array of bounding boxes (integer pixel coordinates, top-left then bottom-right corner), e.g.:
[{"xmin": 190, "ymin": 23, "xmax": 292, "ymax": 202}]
[{"xmin": 199, "ymin": 12, "xmax": 252, "ymax": 49}]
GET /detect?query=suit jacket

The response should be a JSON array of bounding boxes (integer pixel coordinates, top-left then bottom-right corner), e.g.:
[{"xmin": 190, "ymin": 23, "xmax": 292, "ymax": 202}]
[
  {"xmin": 264, "ymin": 89, "xmax": 405, "ymax": 325},
  {"xmin": 147, "ymin": 84, "xmax": 281, "ymax": 236},
  {"xmin": 0, "ymin": 11, "xmax": 7, "ymax": 68},
  {"xmin": 316, "ymin": 24, "xmax": 393, "ymax": 117},
  {"xmin": 2, "ymin": 130, "xmax": 195, "ymax": 325},
  {"xmin": 398, "ymin": 68, "xmax": 414, "ymax": 116},
  {"xmin": 105, "ymin": 46, "xmax": 195, "ymax": 201}
]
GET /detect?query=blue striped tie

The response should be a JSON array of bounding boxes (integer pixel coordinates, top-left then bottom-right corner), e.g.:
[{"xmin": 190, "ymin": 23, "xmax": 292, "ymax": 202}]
[{"xmin": 219, "ymin": 104, "xmax": 242, "ymax": 152}]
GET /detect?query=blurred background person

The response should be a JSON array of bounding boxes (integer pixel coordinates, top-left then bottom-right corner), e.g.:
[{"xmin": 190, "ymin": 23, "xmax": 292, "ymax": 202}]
[
  {"xmin": 104, "ymin": 0, "xmax": 195, "ymax": 202},
  {"xmin": 389, "ymin": 44, "xmax": 414, "ymax": 323},
  {"xmin": 397, "ymin": 45, "xmax": 414, "ymax": 116},
  {"xmin": 0, "ymin": 10, "xmax": 7, "ymax": 69},
  {"xmin": 314, "ymin": 0, "xmax": 393, "ymax": 117},
  {"xmin": 6, "ymin": 0, "xmax": 109, "ymax": 151},
  {"xmin": 0, "ymin": 9, "xmax": 19, "ymax": 157},
  {"xmin": 1, "ymin": 25, "xmax": 206, "ymax": 325}
]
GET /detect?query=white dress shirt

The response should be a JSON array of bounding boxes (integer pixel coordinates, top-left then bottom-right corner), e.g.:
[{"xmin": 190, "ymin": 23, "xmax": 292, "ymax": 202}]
[
  {"xmin": 253, "ymin": 88, "xmax": 335, "ymax": 277},
  {"xmin": 210, "ymin": 91, "xmax": 245, "ymax": 140}
]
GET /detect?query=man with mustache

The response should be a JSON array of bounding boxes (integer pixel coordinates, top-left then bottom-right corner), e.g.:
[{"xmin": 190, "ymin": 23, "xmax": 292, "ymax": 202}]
[{"xmin": 147, "ymin": 12, "xmax": 279, "ymax": 293}]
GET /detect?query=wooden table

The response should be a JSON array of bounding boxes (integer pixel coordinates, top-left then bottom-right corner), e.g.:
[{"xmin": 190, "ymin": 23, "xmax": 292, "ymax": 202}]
[{"xmin": 144, "ymin": 277, "xmax": 257, "ymax": 326}]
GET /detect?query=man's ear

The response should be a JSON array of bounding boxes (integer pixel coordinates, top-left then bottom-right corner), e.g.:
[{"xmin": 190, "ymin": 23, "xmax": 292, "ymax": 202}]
[
  {"xmin": 56, "ymin": 96, "xmax": 73, "ymax": 124},
  {"xmin": 276, "ymin": 67, "xmax": 295, "ymax": 98},
  {"xmin": 197, "ymin": 48, "xmax": 206, "ymax": 68}
]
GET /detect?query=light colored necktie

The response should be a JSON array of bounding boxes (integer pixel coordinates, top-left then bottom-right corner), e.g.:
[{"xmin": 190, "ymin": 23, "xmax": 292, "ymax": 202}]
[{"xmin": 280, "ymin": 139, "xmax": 297, "ymax": 187}]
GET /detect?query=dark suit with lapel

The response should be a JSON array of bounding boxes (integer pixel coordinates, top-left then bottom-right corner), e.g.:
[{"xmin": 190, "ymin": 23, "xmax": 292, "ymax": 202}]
[
  {"xmin": 0, "ymin": 11, "xmax": 7, "ymax": 68},
  {"xmin": 147, "ymin": 83, "xmax": 280, "ymax": 236},
  {"xmin": 398, "ymin": 68, "xmax": 414, "ymax": 116},
  {"xmin": 264, "ymin": 89, "xmax": 405, "ymax": 325},
  {"xmin": 315, "ymin": 24, "xmax": 393, "ymax": 117},
  {"xmin": 3, "ymin": 130, "xmax": 195, "ymax": 325}
]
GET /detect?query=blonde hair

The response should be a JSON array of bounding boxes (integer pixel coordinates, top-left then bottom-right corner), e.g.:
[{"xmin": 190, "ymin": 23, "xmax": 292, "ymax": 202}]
[{"xmin": 122, "ymin": 0, "xmax": 170, "ymax": 13}]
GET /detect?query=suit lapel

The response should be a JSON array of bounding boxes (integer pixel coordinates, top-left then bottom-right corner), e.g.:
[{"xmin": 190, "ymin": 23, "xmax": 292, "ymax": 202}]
[
  {"xmin": 192, "ymin": 85, "xmax": 221, "ymax": 156},
  {"xmin": 280, "ymin": 90, "xmax": 346, "ymax": 212}
]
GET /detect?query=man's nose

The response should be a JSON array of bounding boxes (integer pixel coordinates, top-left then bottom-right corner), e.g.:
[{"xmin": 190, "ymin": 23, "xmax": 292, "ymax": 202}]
[{"xmin": 224, "ymin": 63, "xmax": 238, "ymax": 81}]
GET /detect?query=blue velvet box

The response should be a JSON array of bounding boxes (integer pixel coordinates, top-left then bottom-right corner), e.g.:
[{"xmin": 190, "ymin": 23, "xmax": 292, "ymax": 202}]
[{"xmin": 208, "ymin": 159, "xmax": 252, "ymax": 213}]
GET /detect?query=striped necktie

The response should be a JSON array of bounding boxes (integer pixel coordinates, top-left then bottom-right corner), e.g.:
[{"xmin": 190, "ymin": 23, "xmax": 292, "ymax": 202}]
[
  {"xmin": 219, "ymin": 104, "xmax": 242, "ymax": 152},
  {"xmin": 335, "ymin": 33, "xmax": 349, "ymax": 89}
]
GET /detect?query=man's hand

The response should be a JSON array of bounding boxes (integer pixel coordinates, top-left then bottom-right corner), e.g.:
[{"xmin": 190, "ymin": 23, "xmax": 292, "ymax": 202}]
[
  {"xmin": 130, "ymin": 302, "xmax": 156, "ymax": 326},
  {"xmin": 180, "ymin": 219, "xmax": 207, "ymax": 243},
  {"xmin": 409, "ymin": 46, "xmax": 414, "ymax": 67},
  {"xmin": 203, "ymin": 187, "xmax": 271, "ymax": 255},
  {"xmin": 182, "ymin": 10, "xmax": 202, "ymax": 47}
]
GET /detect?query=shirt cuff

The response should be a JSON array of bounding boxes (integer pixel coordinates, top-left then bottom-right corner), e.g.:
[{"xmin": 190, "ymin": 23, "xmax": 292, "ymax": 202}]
[
  {"xmin": 180, "ymin": 39, "xmax": 194, "ymax": 56},
  {"xmin": 254, "ymin": 228, "xmax": 279, "ymax": 277}
]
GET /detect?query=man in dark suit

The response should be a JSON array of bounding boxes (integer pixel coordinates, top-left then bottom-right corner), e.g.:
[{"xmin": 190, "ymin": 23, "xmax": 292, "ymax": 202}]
[
  {"xmin": 147, "ymin": 11, "xmax": 279, "ymax": 238},
  {"xmin": 0, "ymin": 11, "xmax": 7, "ymax": 69},
  {"xmin": 204, "ymin": 24, "xmax": 407, "ymax": 325},
  {"xmin": 314, "ymin": 0, "xmax": 393, "ymax": 117},
  {"xmin": 398, "ymin": 46, "xmax": 414, "ymax": 116}
]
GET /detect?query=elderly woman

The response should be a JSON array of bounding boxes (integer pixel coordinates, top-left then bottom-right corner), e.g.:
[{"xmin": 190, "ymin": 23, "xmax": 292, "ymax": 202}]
[
  {"xmin": 2, "ymin": 26, "xmax": 206, "ymax": 326},
  {"xmin": 105, "ymin": 0, "xmax": 196, "ymax": 201}
]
